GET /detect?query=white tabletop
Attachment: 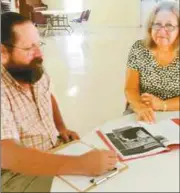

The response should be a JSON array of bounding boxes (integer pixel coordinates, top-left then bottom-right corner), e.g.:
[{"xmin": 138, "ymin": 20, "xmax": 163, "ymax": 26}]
[
  {"xmin": 38, "ymin": 10, "xmax": 64, "ymax": 16},
  {"xmin": 51, "ymin": 111, "xmax": 179, "ymax": 192},
  {"xmin": 38, "ymin": 10, "xmax": 81, "ymax": 16}
]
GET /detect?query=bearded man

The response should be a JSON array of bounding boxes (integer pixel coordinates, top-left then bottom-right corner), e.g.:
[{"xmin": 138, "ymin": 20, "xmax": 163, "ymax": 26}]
[{"xmin": 1, "ymin": 12, "xmax": 117, "ymax": 192}]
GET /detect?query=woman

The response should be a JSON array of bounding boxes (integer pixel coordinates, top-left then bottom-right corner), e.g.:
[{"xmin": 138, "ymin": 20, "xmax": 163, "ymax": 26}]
[{"xmin": 124, "ymin": 1, "xmax": 179, "ymax": 123}]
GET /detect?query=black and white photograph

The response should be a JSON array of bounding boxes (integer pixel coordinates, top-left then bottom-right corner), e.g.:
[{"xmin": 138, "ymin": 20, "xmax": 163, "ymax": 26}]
[{"xmin": 106, "ymin": 126, "xmax": 167, "ymax": 157}]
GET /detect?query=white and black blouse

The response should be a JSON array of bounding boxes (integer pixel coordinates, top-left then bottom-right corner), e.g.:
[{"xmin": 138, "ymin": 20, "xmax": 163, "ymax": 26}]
[{"xmin": 127, "ymin": 40, "xmax": 180, "ymax": 100}]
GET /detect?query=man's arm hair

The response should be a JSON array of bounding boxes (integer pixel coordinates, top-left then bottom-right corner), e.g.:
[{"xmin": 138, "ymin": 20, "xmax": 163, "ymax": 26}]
[
  {"xmin": 1, "ymin": 139, "xmax": 82, "ymax": 176},
  {"xmin": 51, "ymin": 94, "xmax": 67, "ymax": 131}
]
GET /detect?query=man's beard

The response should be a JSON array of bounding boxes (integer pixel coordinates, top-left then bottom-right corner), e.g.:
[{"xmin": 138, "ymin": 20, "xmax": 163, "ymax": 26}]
[{"xmin": 5, "ymin": 58, "xmax": 44, "ymax": 84}]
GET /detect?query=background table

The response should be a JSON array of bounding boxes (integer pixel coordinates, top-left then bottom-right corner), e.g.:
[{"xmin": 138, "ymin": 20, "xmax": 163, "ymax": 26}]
[
  {"xmin": 51, "ymin": 111, "xmax": 179, "ymax": 192},
  {"xmin": 38, "ymin": 10, "xmax": 73, "ymax": 35}
]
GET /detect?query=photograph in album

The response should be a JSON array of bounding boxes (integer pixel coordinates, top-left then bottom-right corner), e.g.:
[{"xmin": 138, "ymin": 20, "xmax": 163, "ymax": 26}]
[{"xmin": 97, "ymin": 119, "xmax": 180, "ymax": 160}]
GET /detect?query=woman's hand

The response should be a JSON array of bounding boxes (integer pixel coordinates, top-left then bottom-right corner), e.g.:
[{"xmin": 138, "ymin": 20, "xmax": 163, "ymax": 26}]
[
  {"xmin": 134, "ymin": 103, "xmax": 155, "ymax": 124},
  {"xmin": 141, "ymin": 93, "xmax": 163, "ymax": 111}
]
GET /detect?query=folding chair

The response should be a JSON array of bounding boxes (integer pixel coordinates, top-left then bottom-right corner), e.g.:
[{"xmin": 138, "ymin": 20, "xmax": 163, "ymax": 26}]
[
  {"xmin": 83, "ymin": 9, "xmax": 91, "ymax": 21},
  {"xmin": 71, "ymin": 10, "xmax": 86, "ymax": 23}
]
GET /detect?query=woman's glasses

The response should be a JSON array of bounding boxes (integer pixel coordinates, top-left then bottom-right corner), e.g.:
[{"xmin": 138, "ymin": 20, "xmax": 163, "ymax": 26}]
[{"xmin": 152, "ymin": 23, "xmax": 179, "ymax": 32}]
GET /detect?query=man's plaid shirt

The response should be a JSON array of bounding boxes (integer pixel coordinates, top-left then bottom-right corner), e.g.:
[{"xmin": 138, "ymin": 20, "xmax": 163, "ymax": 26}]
[{"xmin": 1, "ymin": 66, "xmax": 59, "ymax": 151}]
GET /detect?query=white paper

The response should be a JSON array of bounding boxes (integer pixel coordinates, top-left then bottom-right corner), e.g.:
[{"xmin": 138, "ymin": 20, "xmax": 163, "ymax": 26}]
[
  {"xmin": 55, "ymin": 141, "xmax": 126, "ymax": 191},
  {"xmin": 139, "ymin": 120, "xmax": 180, "ymax": 146},
  {"xmin": 55, "ymin": 142, "xmax": 92, "ymax": 156}
]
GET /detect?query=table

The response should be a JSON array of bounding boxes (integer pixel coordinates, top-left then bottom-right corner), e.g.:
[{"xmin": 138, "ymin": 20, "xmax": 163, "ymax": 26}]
[
  {"xmin": 51, "ymin": 111, "xmax": 179, "ymax": 192},
  {"xmin": 38, "ymin": 10, "xmax": 73, "ymax": 35}
]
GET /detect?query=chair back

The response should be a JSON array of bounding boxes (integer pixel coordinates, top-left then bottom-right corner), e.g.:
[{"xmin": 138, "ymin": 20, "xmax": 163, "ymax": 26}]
[
  {"xmin": 83, "ymin": 9, "xmax": 91, "ymax": 21},
  {"xmin": 19, "ymin": 0, "xmax": 48, "ymax": 19},
  {"xmin": 79, "ymin": 10, "xmax": 86, "ymax": 21},
  {"xmin": 31, "ymin": 11, "xmax": 47, "ymax": 25},
  {"xmin": 26, "ymin": 0, "xmax": 44, "ymax": 6}
]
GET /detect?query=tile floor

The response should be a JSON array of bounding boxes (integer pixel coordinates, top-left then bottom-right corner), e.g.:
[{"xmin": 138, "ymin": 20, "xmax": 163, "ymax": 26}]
[
  {"xmin": 40, "ymin": 26, "xmax": 145, "ymax": 137},
  {"xmin": 36, "ymin": 0, "xmax": 179, "ymax": 137}
]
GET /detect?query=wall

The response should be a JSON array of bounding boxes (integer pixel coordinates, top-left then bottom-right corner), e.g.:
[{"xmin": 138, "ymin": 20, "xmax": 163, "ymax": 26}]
[
  {"xmin": 10, "ymin": 0, "xmax": 16, "ymax": 11},
  {"xmin": 42, "ymin": 0, "xmax": 64, "ymax": 10},
  {"xmin": 84, "ymin": 0, "xmax": 140, "ymax": 27},
  {"xmin": 42, "ymin": 0, "xmax": 141, "ymax": 27}
]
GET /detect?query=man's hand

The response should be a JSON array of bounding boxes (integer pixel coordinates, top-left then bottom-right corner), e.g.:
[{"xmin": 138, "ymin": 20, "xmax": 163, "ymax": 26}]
[
  {"xmin": 51, "ymin": 94, "xmax": 80, "ymax": 142},
  {"xmin": 80, "ymin": 149, "xmax": 118, "ymax": 176},
  {"xmin": 59, "ymin": 128, "xmax": 80, "ymax": 143},
  {"xmin": 141, "ymin": 93, "xmax": 163, "ymax": 111}
]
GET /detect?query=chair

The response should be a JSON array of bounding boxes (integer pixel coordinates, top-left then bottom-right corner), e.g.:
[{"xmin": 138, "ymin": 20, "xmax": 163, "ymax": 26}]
[
  {"xmin": 71, "ymin": 10, "xmax": 86, "ymax": 23},
  {"xmin": 31, "ymin": 11, "xmax": 47, "ymax": 26},
  {"xmin": 31, "ymin": 11, "xmax": 49, "ymax": 36},
  {"xmin": 83, "ymin": 9, "xmax": 91, "ymax": 21},
  {"xmin": 123, "ymin": 102, "xmax": 134, "ymax": 116},
  {"xmin": 29, "ymin": 0, "xmax": 48, "ymax": 11},
  {"xmin": 19, "ymin": 0, "xmax": 48, "ymax": 20}
]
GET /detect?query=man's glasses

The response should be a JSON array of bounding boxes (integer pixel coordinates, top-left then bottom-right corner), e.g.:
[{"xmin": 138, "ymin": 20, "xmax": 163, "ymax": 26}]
[
  {"xmin": 3, "ymin": 41, "xmax": 45, "ymax": 55},
  {"xmin": 152, "ymin": 23, "xmax": 179, "ymax": 32}
]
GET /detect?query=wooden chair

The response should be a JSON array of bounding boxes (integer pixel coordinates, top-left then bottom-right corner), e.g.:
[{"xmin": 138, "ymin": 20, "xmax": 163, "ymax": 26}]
[{"xmin": 19, "ymin": 0, "xmax": 48, "ymax": 20}]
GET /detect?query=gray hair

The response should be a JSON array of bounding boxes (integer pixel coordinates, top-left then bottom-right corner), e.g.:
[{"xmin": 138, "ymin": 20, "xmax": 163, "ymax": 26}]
[{"xmin": 143, "ymin": 1, "xmax": 179, "ymax": 50}]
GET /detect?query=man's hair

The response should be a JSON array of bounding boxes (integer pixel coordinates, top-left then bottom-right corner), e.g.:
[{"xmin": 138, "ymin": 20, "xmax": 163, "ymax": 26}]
[
  {"xmin": 143, "ymin": 1, "xmax": 179, "ymax": 50},
  {"xmin": 1, "ymin": 12, "xmax": 31, "ymax": 46}
]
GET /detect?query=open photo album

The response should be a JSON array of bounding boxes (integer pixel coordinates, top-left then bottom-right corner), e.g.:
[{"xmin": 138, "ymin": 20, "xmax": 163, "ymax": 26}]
[{"xmin": 97, "ymin": 119, "xmax": 180, "ymax": 161}]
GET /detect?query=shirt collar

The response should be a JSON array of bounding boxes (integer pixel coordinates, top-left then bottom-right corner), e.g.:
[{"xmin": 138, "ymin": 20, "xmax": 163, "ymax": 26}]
[{"xmin": 1, "ymin": 65, "xmax": 23, "ymax": 90}]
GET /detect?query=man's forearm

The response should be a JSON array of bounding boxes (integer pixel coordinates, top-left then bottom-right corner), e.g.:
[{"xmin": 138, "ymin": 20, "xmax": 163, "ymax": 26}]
[
  {"xmin": 1, "ymin": 140, "xmax": 82, "ymax": 176},
  {"xmin": 51, "ymin": 94, "xmax": 66, "ymax": 131}
]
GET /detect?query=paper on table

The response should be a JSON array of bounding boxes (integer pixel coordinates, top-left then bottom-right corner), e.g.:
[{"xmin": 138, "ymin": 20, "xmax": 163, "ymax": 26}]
[
  {"xmin": 55, "ymin": 141, "xmax": 92, "ymax": 156},
  {"xmin": 55, "ymin": 141, "xmax": 127, "ymax": 192},
  {"xmin": 139, "ymin": 119, "xmax": 180, "ymax": 145}
]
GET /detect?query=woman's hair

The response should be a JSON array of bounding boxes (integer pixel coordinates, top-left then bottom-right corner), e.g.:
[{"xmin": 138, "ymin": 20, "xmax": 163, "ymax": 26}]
[{"xmin": 144, "ymin": 1, "xmax": 179, "ymax": 50}]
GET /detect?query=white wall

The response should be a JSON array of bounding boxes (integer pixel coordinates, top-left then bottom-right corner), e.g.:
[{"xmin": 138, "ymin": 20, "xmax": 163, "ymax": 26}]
[
  {"xmin": 10, "ymin": 0, "xmax": 19, "ymax": 12},
  {"xmin": 11, "ymin": 0, "xmax": 15, "ymax": 11},
  {"xmin": 85, "ymin": 0, "xmax": 140, "ymax": 27},
  {"xmin": 43, "ymin": 0, "xmax": 83, "ymax": 11},
  {"xmin": 43, "ymin": 0, "xmax": 141, "ymax": 27},
  {"xmin": 42, "ymin": 0, "xmax": 64, "ymax": 10}
]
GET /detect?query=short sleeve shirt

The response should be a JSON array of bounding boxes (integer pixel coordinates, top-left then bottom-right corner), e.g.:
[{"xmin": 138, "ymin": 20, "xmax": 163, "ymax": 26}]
[
  {"xmin": 1, "ymin": 66, "xmax": 59, "ymax": 151},
  {"xmin": 127, "ymin": 40, "xmax": 180, "ymax": 100}
]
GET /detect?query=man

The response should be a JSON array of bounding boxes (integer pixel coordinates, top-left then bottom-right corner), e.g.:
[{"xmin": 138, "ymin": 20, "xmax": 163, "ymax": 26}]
[{"xmin": 1, "ymin": 12, "xmax": 117, "ymax": 192}]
